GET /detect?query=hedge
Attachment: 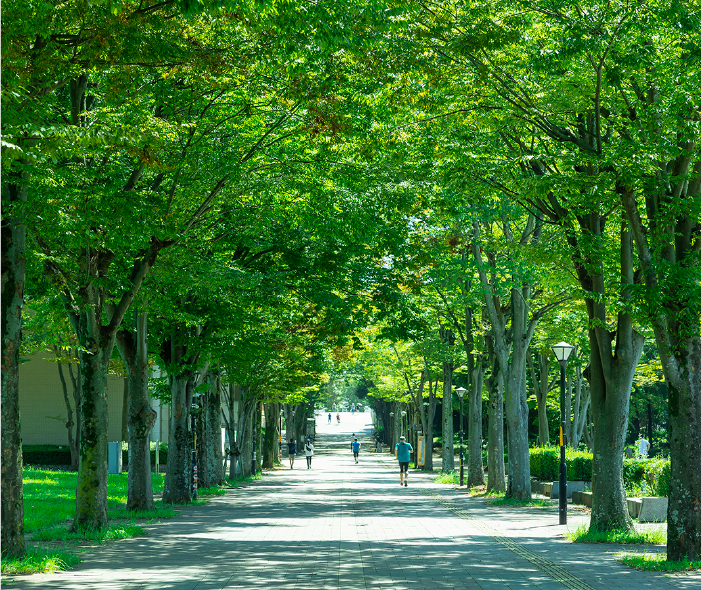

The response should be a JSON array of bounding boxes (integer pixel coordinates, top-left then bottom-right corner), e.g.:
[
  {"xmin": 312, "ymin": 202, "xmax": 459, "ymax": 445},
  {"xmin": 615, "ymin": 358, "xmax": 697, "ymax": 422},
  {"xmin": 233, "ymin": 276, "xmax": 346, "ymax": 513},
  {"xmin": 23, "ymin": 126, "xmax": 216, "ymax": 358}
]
[
  {"xmin": 22, "ymin": 445, "xmax": 71, "ymax": 466},
  {"xmin": 23, "ymin": 443, "xmax": 168, "ymax": 469},
  {"xmin": 529, "ymin": 447, "xmax": 670, "ymax": 497}
]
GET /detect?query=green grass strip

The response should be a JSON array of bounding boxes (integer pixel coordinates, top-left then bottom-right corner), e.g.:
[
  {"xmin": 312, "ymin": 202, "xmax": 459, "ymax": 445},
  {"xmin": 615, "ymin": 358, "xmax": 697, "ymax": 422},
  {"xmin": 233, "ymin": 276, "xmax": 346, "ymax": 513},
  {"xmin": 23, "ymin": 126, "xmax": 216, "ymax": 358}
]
[
  {"xmin": 23, "ymin": 468, "xmax": 165, "ymax": 534},
  {"xmin": 489, "ymin": 496, "xmax": 553, "ymax": 509},
  {"xmin": 107, "ymin": 504, "xmax": 176, "ymax": 520},
  {"xmin": 617, "ymin": 552, "xmax": 701, "ymax": 572},
  {"xmin": 197, "ymin": 486, "xmax": 227, "ymax": 497},
  {"xmin": 33, "ymin": 523, "xmax": 146, "ymax": 543},
  {"xmin": 566, "ymin": 523, "xmax": 666, "ymax": 545},
  {"xmin": 0, "ymin": 547, "xmax": 82, "ymax": 574},
  {"xmin": 433, "ymin": 472, "xmax": 460, "ymax": 484}
]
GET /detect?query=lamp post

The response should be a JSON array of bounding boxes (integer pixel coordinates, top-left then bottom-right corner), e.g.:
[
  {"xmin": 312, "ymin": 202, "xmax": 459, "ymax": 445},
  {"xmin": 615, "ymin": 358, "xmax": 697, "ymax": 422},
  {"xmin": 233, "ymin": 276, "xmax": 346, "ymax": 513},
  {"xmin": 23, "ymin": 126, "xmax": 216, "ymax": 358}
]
[
  {"xmin": 401, "ymin": 410, "xmax": 407, "ymax": 438},
  {"xmin": 455, "ymin": 387, "xmax": 467, "ymax": 487},
  {"xmin": 551, "ymin": 341, "xmax": 575, "ymax": 525},
  {"xmin": 389, "ymin": 412, "xmax": 394, "ymax": 451}
]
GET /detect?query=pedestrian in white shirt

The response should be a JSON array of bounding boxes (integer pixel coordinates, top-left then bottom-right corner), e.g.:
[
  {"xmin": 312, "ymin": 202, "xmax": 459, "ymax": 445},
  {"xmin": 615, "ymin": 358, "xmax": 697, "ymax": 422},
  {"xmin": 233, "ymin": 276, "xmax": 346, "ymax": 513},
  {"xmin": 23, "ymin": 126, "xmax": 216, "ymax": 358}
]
[{"xmin": 304, "ymin": 439, "xmax": 315, "ymax": 469}]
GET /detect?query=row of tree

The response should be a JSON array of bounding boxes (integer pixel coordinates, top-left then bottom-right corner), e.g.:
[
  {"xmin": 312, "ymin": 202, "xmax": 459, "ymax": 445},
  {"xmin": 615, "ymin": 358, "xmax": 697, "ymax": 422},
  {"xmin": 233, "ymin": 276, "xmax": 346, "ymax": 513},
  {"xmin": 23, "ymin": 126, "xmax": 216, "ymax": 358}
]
[{"xmin": 2, "ymin": 0, "xmax": 699, "ymax": 564}]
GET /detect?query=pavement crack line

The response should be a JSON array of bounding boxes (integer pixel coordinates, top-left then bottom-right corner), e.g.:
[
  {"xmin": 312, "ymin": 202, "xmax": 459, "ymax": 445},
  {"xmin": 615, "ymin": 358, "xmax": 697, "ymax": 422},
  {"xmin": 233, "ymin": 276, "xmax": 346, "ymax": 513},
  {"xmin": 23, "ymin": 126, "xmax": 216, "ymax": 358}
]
[{"xmin": 423, "ymin": 490, "xmax": 596, "ymax": 590}]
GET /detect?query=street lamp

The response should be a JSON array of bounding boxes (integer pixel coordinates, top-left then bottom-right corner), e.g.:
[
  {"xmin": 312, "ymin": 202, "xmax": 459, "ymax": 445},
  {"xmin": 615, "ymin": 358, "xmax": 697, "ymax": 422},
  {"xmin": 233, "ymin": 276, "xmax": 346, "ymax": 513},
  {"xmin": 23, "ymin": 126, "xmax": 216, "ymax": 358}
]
[
  {"xmin": 401, "ymin": 410, "xmax": 407, "ymax": 438},
  {"xmin": 551, "ymin": 341, "xmax": 575, "ymax": 525},
  {"xmin": 455, "ymin": 387, "xmax": 467, "ymax": 487}
]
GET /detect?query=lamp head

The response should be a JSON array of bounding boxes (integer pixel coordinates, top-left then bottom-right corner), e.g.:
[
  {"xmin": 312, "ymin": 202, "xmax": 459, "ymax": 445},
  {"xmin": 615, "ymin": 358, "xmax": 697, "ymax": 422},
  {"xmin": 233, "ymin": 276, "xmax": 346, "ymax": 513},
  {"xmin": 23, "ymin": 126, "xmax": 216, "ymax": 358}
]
[
  {"xmin": 389, "ymin": 412, "xmax": 394, "ymax": 417},
  {"xmin": 551, "ymin": 341, "xmax": 575, "ymax": 365},
  {"xmin": 455, "ymin": 386, "xmax": 467, "ymax": 400},
  {"xmin": 401, "ymin": 410, "xmax": 407, "ymax": 417}
]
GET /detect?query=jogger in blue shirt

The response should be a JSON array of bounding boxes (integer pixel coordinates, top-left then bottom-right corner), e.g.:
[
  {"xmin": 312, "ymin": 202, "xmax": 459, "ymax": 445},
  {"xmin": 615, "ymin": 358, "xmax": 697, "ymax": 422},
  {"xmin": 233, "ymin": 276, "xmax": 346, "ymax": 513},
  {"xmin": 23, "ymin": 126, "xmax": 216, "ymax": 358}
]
[{"xmin": 394, "ymin": 436, "xmax": 413, "ymax": 486}]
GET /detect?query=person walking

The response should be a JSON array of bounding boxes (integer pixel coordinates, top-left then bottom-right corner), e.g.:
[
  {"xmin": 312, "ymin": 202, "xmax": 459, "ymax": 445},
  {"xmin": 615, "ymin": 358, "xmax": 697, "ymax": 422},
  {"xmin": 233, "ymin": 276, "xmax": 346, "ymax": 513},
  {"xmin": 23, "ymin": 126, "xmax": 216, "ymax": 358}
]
[
  {"xmin": 304, "ymin": 438, "xmax": 315, "ymax": 469},
  {"xmin": 328, "ymin": 412, "xmax": 332, "ymax": 424},
  {"xmin": 336, "ymin": 413, "xmax": 340, "ymax": 424},
  {"xmin": 287, "ymin": 437, "xmax": 297, "ymax": 469},
  {"xmin": 395, "ymin": 436, "xmax": 413, "ymax": 486},
  {"xmin": 351, "ymin": 438, "xmax": 361, "ymax": 463}
]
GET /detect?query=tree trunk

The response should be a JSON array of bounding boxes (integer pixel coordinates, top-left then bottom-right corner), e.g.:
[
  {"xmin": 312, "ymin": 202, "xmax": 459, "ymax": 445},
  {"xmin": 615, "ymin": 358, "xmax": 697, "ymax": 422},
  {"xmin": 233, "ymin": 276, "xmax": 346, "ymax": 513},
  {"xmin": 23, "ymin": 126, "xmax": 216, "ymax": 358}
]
[
  {"xmin": 441, "ymin": 359, "xmax": 455, "ymax": 472},
  {"xmin": 121, "ymin": 378, "xmax": 129, "ymax": 442},
  {"xmin": 1, "ymin": 172, "xmax": 27, "ymax": 557},
  {"xmin": 74, "ymin": 321, "xmax": 114, "ymax": 530},
  {"xmin": 528, "ymin": 351, "xmax": 551, "ymax": 446},
  {"xmin": 68, "ymin": 361, "xmax": 82, "ymax": 469},
  {"xmin": 206, "ymin": 372, "xmax": 223, "ymax": 485},
  {"xmin": 163, "ymin": 373, "xmax": 193, "ymax": 504},
  {"xmin": 55, "ymin": 348, "xmax": 79, "ymax": 471},
  {"xmin": 467, "ymin": 362, "xmax": 485, "ymax": 486},
  {"xmin": 485, "ymin": 333, "xmax": 506, "ymax": 493},
  {"xmin": 254, "ymin": 400, "xmax": 263, "ymax": 473},
  {"xmin": 666, "ymin": 346, "xmax": 701, "ymax": 560},
  {"xmin": 621, "ymin": 183, "xmax": 701, "ymax": 560},
  {"xmin": 589, "ymin": 333, "xmax": 641, "ymax": 531},
  {"xmin": 116, "ymin": 311, "xmax": 156, "ymax": 511},
  {"xmin": 585, "ymin": 221, "xmax": 644, "ymax": 532},
  {"xmin": 222, "ymin": 383, "xmax": 238, "ymax": 481},
  {"xmin": 572, "ymin": 367, "xmax": 590, "ymax": 449},
  {"xmin": 416, "ymin": 371, "xmax": 437, "ymax": 472},
  {"xmin": 263, "ymin": 402, "xmax": 277, "ymax": 468},
  {"xmin": 503, "ymin": 291, "xmax": 533, "ymax": 500}
]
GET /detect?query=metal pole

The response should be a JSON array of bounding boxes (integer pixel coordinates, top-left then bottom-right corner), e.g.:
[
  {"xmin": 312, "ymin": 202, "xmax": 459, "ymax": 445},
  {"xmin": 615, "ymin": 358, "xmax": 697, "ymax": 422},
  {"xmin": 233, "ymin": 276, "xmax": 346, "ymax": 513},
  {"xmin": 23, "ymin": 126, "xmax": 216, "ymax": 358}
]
[
  {"xmin": 459, "ymin": 397, "xmax": 464, "ymax": 487},
  {"xmin": 559, "ymin": 362, "xmax": 567, "ymax": 525}
]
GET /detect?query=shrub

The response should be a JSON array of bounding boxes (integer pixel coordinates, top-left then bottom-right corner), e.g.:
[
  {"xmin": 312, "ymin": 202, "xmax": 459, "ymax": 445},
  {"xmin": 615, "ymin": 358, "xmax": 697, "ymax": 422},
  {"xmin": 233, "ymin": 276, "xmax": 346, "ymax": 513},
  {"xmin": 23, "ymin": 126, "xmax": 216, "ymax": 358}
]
[
  {"xmin": 623, "ymin": 458, "xmax": 670, "ymax": 496},
  {"xmin": 529, "ymin": 448, "xmax": 670, "ymax": 497},
  {"xmin": 23, "ymin": 445, "xmax": 71, "ymax": 466},
  {"xmin": 529, "ymin": 447, "xmax": 559, "ymax": 481}
]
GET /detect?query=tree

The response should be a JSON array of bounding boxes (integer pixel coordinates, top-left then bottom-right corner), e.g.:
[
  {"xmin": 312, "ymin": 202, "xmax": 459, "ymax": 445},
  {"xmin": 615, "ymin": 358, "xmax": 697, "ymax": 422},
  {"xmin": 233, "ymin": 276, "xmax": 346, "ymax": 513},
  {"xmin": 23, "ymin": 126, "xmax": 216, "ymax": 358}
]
[
  {"xmin": 116, "ymin": 310, "xmax": 157, "ymax": 510},
  {"xmin": 1, "ymin": 167, "xmax": 28, "ymax": 557}
]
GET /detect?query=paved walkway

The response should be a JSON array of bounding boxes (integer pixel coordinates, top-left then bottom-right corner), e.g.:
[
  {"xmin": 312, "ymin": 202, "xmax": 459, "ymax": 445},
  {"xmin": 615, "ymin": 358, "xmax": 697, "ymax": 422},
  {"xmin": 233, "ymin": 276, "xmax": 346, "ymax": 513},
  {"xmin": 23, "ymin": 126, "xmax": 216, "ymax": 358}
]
[{"xmin": 7, "ymin": 412, "xmax": 701, "ymax": 589}]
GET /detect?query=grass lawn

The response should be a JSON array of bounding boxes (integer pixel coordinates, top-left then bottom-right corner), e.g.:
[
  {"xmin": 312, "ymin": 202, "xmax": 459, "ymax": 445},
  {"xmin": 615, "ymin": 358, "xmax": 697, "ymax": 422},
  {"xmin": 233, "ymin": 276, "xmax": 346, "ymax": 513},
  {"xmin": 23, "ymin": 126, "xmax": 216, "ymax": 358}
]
[
  {"xmin": 22, "ymin": 468, "xmax": 166, "ymax": 534},
  {"xmin": 566, "ymin": 523, "xmax": 667, "ymax": 545},
  {"xmin": 616, "ymin": 552, "xmax": 701, "ymax": 572},
  {"xmin": 3, "ymin": 468, "xmax": 232, "ymax": 575}
]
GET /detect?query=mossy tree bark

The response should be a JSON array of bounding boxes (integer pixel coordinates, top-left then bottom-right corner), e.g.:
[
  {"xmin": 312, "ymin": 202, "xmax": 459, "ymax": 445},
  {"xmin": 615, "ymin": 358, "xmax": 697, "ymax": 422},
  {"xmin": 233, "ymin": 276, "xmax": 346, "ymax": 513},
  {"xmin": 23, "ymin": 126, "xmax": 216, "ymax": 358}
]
[
  {"xmin": 263, "ymin": 402, "xmax": 279, "ymax": 468},
  {"xmin": 467, "ymin": 362, "xmax": 485, "ymax": 487},
  {"xmin": 622, "ymin": 179, "xmax": 701, "ymax": 560},
  {"xmin": 1, "ymin": 172, "xmax": 27, "ymax": 558},
  {"xmin": 200, "ymin": 371, "xmax": 223, "ymax": 486},
  {"xmin": 116, "ymin": 310, "xmax": 156, "ymax": 511},
  {"xmin": 440, "ymin": 327, "xmax": 455, "ymax": 473},
  {"xmin": 485, "ymin": 331, "xmax": 506, "ymax": 493},
  {"xmin": 162, "ymin": 330, "xmax": 200, "ymax": 504}
]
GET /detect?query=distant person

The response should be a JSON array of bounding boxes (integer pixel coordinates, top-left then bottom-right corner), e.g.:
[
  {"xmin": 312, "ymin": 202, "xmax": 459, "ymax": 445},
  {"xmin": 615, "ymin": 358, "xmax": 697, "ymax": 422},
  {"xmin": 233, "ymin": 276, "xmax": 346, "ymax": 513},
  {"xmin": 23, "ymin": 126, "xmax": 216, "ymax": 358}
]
[
  {"xmin": 352, "ymin": 438, "xmax": 361, "ymax": 463},
  {"xmin": 351, "ymin": 405, "xmax": 355, "ymax": 415},
  {"xmin": 287, "ymin": 438, "xmax": 297, "ymax": 469},
  {"xmin": 376, "ymin": 438, "xmax": 382, "ymax": 453},
  {"xmin": 637, "ymin": 436, "xmax": 650, "ymax": 458},
  {"xmin": 304, "ymin": 438, "xmax": 315, "ymax": 469},
  {"xmin": 336, "ymin": 413, "xmax": 340, "ymax": 424},
  {"xmin": 395, "ymin": 436, "xmax": 413, "ymax": 487},
  {"xmin": 328, "ymin": 412, "xmax": 332, "ymax": 424}
]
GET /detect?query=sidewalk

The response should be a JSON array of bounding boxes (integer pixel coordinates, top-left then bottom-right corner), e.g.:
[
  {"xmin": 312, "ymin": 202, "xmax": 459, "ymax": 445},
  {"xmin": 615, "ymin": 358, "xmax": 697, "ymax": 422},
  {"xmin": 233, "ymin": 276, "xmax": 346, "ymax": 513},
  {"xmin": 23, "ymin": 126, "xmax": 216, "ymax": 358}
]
[{"xmin": 6, "ymin": 413, "xmax": 700, "ymax": 589}]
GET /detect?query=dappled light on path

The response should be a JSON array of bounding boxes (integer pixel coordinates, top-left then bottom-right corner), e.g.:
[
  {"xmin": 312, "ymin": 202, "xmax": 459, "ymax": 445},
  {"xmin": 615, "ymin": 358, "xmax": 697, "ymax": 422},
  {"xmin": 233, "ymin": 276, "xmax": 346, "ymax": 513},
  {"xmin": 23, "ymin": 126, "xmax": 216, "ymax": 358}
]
[{"xmin": 7, "ymin": 411, "xmax": 699, "ymax": 589}]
